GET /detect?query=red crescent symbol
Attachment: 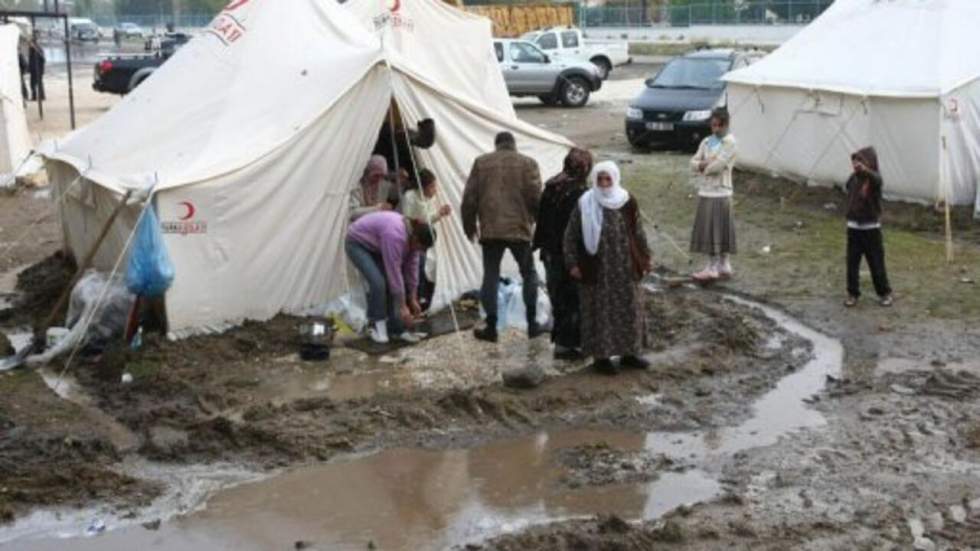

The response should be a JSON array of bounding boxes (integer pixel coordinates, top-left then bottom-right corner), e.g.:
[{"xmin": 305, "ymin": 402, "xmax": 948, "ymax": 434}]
[
  {"xmin": 179, "ymin": 201, "xmax": 196, "ymax": 221},
  {"xmin": 390, "ymin": 0, "xmax": 400, "ymax": 13},
  {"xmin": 224, "ymin": 0, "xmax": 251, "ymax": 12}
]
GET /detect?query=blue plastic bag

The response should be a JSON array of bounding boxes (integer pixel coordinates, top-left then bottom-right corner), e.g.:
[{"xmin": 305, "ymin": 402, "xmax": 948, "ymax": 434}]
[{"xmin": 125, "ymin": 203, "xmax": 175, "ymax": 297}]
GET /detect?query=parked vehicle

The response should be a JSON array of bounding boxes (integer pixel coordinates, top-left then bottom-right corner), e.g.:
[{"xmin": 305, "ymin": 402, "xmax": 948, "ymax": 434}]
[
  {"xmin": 69, "ymin": 18, "xmax": 101, "ymax": 43},
  {"xmin": 521, "ymin": 26, "xmax": 630, "ymax": 79},
  {"xmin": 115, "ymin": 22, "xmax": 145, "ymax": 39},
  {"xmin": 625, "ymin": 49, "xmax": 764, "ymax": 150},
  {"xmin": 93, "ymin": 34, "xmax": 190, "ymax": 95},
  {"xmin": 494, "ymin": 38, "xmax": 603, "ymax": 108}
]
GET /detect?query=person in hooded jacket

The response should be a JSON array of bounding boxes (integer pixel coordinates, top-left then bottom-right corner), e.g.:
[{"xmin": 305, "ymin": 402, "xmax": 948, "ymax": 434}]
[
  {"xmin": 844, "ymin": 146, "xmax": 893, "ymax": 307},
  {"xmin": 533, "ymin": 147, "xmax": 593, "ymax": 360},
  {"xmin": 564, "ymin": 161, "xmax": 652, "ymax": 375}
]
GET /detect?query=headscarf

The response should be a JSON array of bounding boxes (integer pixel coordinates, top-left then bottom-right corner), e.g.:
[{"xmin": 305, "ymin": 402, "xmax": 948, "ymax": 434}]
[
  {"xmin": 579, "ymin": 161, "xmax": 630, "ymax": 255},
  {"xmin": 563, "ymin": 147, "xmax": 594, "ymax": 181},
  {"xmin": 361, "ymin": 155, "xmax": 388, "ymax": 204}
]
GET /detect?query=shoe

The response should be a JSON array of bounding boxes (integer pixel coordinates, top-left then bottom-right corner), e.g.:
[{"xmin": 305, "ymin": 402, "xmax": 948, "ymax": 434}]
[
  {"xmin": 395, "ymin": 332, "xmax": 421, "ymax": 344},
  {"xmin": 879, "ymin": 295, "xmax": 893, "ymax": 308},
  {"xmin": 528, "ymin": 322, "xmax": 547, "ymax": 340},
  {"xmin": 717, "ymin": 255, "xmax": 734, "ymax": 279},
  {"xmin": 621, "ymin": 355, "xmax": 651, "ymax": 370},
  {"xmin": 593, "ymin": 358, "xmax": 619, "ymax": 375},
  {"xmin": 368, "ymin": 321, "xmax": 389, "ymax": 344},
  {"xmin": 473, "ymin": 326, "xmax": 498, "ymax": 343},
  {"xmin": 843, "ymin": 296, "xmax": 858, "ymax": 308},
  {"xmin": 554, "ymin": 347, "xmax": 585, "ymax": 361},
  {"xmin": 692, "ymin": 268, "xmax": 719, "ymax": 282}
]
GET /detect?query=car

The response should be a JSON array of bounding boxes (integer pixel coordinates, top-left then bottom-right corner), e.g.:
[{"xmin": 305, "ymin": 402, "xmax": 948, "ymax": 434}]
[
  {"xmin": 521, "ymin": 26, "xmax": 631, "ymax": 80},
  {"xmin": 69, "ymin": 18, "xmax": 101, "ymax": 43},
  {"xmin": 494, "ymin": 39, "xmax": 603, "ymax": 108},
  {"xmin": 625, "ymin": 49, "xmax": 764, "ymax": 150},
  {"xmin": 93, "ymin": 34, "xmax": 190, "ymax": 95},
  {"xmin": 115, "ymin": 22, "xmax": 145, "ymax": 39}
]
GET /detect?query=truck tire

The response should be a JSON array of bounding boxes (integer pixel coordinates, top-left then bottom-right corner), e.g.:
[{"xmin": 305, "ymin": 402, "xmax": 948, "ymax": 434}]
[
  {"xmin": 560, "ymin": 77, "xmax": 590, "ymax": 108},
  {"xmin": 538, "ymin": 94, "xmax": 559, "ymax": 106},
  {"xmin": 591, "ymin": 57, "xmax": 612, "ymax": 80}
]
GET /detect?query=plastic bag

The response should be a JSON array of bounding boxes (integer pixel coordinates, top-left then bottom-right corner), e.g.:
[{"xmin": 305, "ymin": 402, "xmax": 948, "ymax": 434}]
[
  {"xmin": 25, "ymin": 271, "xmax": 135, "ymax": 365},
  {"xmin": 485, "ymin": 280, "xmax": 552, "ymax": 332},
  {"xmin": 125, "ymin": 204, "xmax": 175, "ymax": 297}
]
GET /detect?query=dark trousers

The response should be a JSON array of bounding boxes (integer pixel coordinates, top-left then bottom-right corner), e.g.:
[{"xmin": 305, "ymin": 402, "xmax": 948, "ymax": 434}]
[
  {"xmin": 846, "ymin": 228, "xmax": 891, "ymax": 298},
  {"xmin": 29, "ymin": 72, "xmax": 44, "ymax": 101},
  {"xmin": 543, "ymin": 252, "xmax": 580, "ymax": 349},
  {"xmin": 417, "ymin": 254, "xmax": 434, "ymax": 310},
  {"xmin": 480, "ymin": 240, "xmax": 538, "ymax": 328}
]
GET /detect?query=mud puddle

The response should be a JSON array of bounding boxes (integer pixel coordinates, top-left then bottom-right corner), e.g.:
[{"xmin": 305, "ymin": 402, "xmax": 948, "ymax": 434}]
[{"xmin": 7, "ymin": 297, "xmax": 843, "ymax": 551}]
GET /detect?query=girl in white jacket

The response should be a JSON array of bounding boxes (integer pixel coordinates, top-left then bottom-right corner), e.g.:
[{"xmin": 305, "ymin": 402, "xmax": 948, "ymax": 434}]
[{"xmin": 689, "ymin": 108, "xmax": 737, "ymax": 281}]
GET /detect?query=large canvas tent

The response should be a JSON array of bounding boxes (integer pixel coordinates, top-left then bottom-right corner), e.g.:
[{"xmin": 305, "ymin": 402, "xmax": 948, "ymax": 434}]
[
  {"xmin": 0, "ymin": 24, "xmax": 31, "ymax": 185},
  {"xmin": 724, "ymin": 0, "xmax": 980, "ymax": 218},
  {"xmin": 42, "ymin": 0, "xmax": 571, "ymax": 335}
]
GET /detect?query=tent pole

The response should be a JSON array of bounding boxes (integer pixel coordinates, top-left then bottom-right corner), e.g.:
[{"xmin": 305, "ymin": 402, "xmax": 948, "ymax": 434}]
[{"xmin": 941, "ymin": 125, "xmax": 954, "ymax": 263}]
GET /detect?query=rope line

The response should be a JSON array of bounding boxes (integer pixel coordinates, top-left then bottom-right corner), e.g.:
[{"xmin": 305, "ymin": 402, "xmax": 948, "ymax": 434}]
[{"xmin": 53, "ymin": 194, "xmax": 151, "ymax": 392}]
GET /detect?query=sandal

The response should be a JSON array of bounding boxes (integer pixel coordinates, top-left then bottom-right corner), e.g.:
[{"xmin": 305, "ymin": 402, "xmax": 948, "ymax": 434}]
[{"xmin": 843, "ymin": 296, "xmax": 858, "ymax": 308}]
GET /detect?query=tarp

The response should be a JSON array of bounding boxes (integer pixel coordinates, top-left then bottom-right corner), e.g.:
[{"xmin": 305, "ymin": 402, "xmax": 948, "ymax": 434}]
[
  {"xmin": 724, "ymin": 0, "xmax": 980, "ymax": 211},
  {"xmin": 0, "ymin": 24, "xmax": 31, "ymax": 184},
  {"xmin": 43, "ymin": 0, "xmax": 572, "ymax": 334}
]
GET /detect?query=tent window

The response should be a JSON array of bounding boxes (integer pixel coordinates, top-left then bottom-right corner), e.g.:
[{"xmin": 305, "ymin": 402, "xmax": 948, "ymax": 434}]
[{"xmin": 494, "ymin": 42, "xmax": 503, "ymax": 62}]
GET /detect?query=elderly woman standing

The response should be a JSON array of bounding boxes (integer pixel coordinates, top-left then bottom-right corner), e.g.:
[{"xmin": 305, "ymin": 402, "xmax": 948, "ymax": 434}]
[
  {"xmin": 564, "ymin": 161, "xmax": 652, "ymax": 375},
  {"xmin": 689, "ymin": 108, "xmax": 737, "ymax": 281},
  {"xmin": 350, "ymin": 155, "xmax": 399, "ymax": 222}
]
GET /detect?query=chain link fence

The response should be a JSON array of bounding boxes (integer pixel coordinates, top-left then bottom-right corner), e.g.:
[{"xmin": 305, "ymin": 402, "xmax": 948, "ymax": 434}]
[{"xmin": 582, "ymin": 1, "xmax": 833, "ymax": 28}]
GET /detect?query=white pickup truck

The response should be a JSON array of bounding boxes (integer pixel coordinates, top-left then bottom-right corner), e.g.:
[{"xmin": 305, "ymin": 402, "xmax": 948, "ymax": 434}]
[{"xmin": 521, "ymin": 26, "xmax": 631, "ymax": 79}]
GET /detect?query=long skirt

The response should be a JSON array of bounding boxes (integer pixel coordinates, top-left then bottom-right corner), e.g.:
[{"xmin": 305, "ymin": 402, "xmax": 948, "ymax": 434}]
[{"xmin": 690, "ymin": 196, "xmax": 737, "ymax": 255}]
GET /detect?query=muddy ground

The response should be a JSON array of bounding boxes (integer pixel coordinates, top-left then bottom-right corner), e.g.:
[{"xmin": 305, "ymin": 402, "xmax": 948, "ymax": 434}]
[{"xmin": 2, "ymin": 58, "xmax": 980, "ymax": 549}]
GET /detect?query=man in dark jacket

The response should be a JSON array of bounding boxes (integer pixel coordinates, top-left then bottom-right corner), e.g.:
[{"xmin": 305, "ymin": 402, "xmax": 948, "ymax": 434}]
[
  {"xmin": 844, "ymin": 146, "xmax": 892, "ymax": 307},
  {"xmin": 462, "ymin": 132, "xmax": 543, "ymax": 342},
  {"xmin": 533, "ymin": 147, "xmax": 592, "ymax": 359},
  {"xmin": 28, "ymin": 40, "xmax": 45, "ymax": 102}
]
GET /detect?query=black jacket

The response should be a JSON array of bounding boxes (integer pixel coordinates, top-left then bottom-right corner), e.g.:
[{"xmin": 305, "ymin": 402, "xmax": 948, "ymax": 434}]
[
  {"xmin": 532, "ymin": 172, "xmax": 587, "ymax": 257},
  {"xmin": 845, "ymin": 146, "xmax": 883, "ymax": 224}
]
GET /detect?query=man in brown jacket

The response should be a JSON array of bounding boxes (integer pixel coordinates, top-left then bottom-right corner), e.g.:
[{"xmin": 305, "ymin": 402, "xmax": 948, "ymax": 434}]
[{"xmin": 462, "ymin": 132, "xmax": 543, "ymax": 342}]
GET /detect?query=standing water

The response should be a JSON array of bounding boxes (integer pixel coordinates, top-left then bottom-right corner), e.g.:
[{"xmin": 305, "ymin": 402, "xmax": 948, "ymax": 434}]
[{"xmin": 4, "ymin": 298, "xmax": 843, "ymax": 550}]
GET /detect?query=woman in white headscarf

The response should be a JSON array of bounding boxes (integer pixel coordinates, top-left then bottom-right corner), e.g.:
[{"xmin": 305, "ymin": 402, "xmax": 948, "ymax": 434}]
[{"xmin": 563, "ymin": 161, "xmax": 652, "ymax": 375}]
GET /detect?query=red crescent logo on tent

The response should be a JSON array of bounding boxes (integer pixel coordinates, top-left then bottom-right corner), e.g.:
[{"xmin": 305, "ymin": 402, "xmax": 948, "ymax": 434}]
[
  {"xmin": 224, "ymin": 0, "xmax": 251, "ymax": 12},
  {"xmin": 178, "ymin": 201, "xmax": 196, "ymax": 221},
  {"xmin": 389, "ymin": 0, "xmax": 400, "ymax": 13}
]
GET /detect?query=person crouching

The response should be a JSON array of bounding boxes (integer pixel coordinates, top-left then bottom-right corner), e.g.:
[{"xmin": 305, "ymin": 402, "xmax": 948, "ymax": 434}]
[
  {"xmin": 689, "ymin": 108, "xmax": 737, "ymax": 282},
  {"xmin": 564, "ymin": 161, "xmax": 653, "ymax": 375},
  {"xmin": 346, "ymin": 211, "xmax": 436, "ymax": 344}
]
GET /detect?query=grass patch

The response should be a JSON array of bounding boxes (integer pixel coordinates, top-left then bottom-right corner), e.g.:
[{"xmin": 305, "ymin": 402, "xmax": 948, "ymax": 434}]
[{"xmin": 620, "ymin": 155, "xmax": 980, "ymax": 322}]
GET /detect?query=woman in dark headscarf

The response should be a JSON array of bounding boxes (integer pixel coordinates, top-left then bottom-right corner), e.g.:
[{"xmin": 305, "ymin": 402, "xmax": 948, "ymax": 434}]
[{"xmin": 533, "ymin": 148, "xmax": 593, "ymax": 360}]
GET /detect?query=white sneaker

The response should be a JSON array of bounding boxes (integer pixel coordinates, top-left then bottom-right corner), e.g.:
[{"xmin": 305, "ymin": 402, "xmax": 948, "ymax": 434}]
[
  {"xmin": 368, "ymin": 321, "xmax": 389, "ymax": 344},
  {"xmin": 396, "ymin": 332, "xmax": 421, "ymax": 344},
  {"xmin": 692, "ymin": 268, "xmax": 719, "ymax": 281},
  {"xmin": 717, "ymin": 255, "xmax": 734, "ymax": 279}
]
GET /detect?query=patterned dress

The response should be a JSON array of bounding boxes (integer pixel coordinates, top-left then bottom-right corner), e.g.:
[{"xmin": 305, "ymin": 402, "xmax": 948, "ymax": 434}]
[{"xmin": 563, "ymin": 204, "xmax": 649, "ymax": 359}]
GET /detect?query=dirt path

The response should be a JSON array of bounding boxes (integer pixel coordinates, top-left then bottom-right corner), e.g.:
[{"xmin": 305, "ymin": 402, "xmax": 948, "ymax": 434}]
[{"xmin": 2, "ymin": 59, "xmax": 980, "ymax": 549}]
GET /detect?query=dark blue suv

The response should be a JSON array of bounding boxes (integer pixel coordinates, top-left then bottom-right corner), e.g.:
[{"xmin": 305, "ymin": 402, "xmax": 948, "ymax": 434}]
[{"xmin": 625, "ymin": 49, "xmax": 762, "ymax": 150}]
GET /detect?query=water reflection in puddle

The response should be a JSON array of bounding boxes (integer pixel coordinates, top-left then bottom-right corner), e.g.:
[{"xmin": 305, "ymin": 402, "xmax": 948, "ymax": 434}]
[{"xmin": 5, "ymin": 298, "xmax": 843, "ymax": 551}]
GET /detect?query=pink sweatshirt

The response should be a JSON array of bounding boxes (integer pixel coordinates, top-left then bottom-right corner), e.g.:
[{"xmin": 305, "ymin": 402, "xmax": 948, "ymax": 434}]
[{"xmin": 347, "ymin": 211, "xmax": 420, "ymax": 299}]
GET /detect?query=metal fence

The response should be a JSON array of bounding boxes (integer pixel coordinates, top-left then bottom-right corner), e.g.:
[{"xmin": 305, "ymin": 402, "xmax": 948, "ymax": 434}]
[
  {"xmin": 79, "ymin": 0, "xmax": 834, "ymax": 31},
  {"xmin": 581, "ymin": 1, "xmax": 833, "ymax": 28}
]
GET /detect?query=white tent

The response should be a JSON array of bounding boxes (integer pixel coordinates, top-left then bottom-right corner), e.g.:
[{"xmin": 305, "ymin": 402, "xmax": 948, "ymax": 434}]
[
  {"xmin": 0, "ymin": 24, "xmax": 32, "ymax": 185},
  {"xmin": 724, "ymin": 0, "xmax": 980, "ymax": 218},
  {"xmin": 42, "ymin": 0, "xmax": 571, "ymax": 334}
]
